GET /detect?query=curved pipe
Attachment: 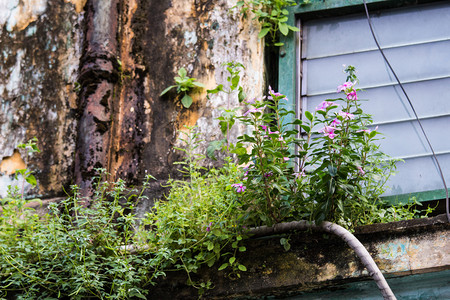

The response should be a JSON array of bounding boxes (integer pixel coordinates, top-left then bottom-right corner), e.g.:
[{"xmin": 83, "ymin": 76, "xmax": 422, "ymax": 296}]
[{"xmin": 250, "ymin": 220, "xmax": 397, "ymax": 300}]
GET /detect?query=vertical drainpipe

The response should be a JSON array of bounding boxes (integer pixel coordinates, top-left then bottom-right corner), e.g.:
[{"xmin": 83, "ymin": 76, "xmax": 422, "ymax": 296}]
[{"xmin": 75, "ymin": 0, "xmax": 119, "ymax": 200}]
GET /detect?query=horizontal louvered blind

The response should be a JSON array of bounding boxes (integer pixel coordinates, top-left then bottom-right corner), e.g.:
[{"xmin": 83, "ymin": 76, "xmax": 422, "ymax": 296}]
[{"xmin": 301, "ymin": 2, "xmax": 450, "ymax": 198}]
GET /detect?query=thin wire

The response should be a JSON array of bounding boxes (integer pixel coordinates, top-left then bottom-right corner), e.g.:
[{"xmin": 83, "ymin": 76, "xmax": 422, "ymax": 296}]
[{"xmin": 362, "ymin": 0, "xmax": 450, "ymax": 222}]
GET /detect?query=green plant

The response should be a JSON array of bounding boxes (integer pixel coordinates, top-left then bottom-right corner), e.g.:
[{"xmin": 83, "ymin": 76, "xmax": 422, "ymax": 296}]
[
  {"xmin": 230, "ymin": 66, "xmax": 422, "ymax": 228},
  {"xmin": 15, "ymin": 137, "xmax": 40, "ymax": 195},
  {"xmin": 0, "ymin": 131, "xmax": 249, "ymax": 298},
  {"xmin": 234, "ymin": 0, "xmax": 305, "ymax": 46},
  {"xmin": 0, "ymin": 138, "xmax": 41, "ymax": 237},
  {"xmin": 135, "ymin": 128, "xmax": 248, "ymax": 291},
  {"xmin": 207, "ymin": 61, "xmax": 246, "ymax": 156},
  {"xmin": 160, "ymin": 67, "xmax": 205, "ymax": 108},
  {"xmin": 0, "ymin": 171, "xmax": 156, "ymax": 299},
  {"xmin": 0, "ymin": 67, "xmax": 431, "ymax": 299}
]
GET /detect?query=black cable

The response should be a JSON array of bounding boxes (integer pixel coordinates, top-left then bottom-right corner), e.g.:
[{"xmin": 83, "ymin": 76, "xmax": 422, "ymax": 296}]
[{"xmin": 362, "ymin": 0, "xmax": 450, "ymax": 223}]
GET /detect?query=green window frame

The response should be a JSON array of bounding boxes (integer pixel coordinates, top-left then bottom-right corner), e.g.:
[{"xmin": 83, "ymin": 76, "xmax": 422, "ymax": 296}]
[{"xmin": 278, "ymin": 0, "xmax": 449, "ymax": 204}]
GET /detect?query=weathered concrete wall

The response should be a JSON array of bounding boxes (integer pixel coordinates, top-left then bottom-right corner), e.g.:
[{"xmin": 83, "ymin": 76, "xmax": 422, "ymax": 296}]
[
  {"xmin": 123, "ymin": 0, "xmax": 264, "ymax": 183},
  {"xmin": 149, "ymin": 215, "xmax": 450, "ymax": 299},
  {"xmin": 0, "ymin": 0, "xmax": 264, "ymax": 199},
  {"xmin": 0, "ymin": 0, "xmax": 85, "ymax": 198}
]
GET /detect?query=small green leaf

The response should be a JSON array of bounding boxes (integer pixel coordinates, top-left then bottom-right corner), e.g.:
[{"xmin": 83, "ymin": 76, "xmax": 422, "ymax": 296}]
[
  {"xmin": 337, "ymin": 199, "xmax": 344, "ymax": 213},
  {"xmin": 258, "ymin": 27, "xmax": 271, "ymax": 39},
  {"xmin": 207, "ymin": 258, "xmax": 216, "ymax": 267},
  {"xmin": 26, "ymin": 175, "xmax": 37, "ymax": 187},
  {"xmin": 305, "ymin": 111, "xmax": 314, "ymax": 121},
  {"xmin": 238, "ymin": 264, "xmax": 247, "ymax": 271},
  {"xmin": 193, "ymin": 81, "xmax": 205, "ymax": 88},
  {"xmin": 288, "ymin": 25, "xmax": 300, "ymax": 32},
  {"xmin": 160, "ymin": 85, "xmax": 176, "ymax": 96},
  {"xmin": 207, "ymin": 84, "xmax": 224, "ymax": 94},
  {"xmin": 178, "ymin": 67, "xmax": 187, "ymax": 77},
  {"xmin": 238, "ymin": 87, "xmax": 246, "ymax": 102},
  {"xmin": 181, "ymin": 94, "xmax": 193, "ymax": 108},
  {"xmin": 207, "ymin": 140, "xmax": 224, "ymax": 159},
  {"xmin": 229, "ymin": 257, "xmax": 236, "ymax": 265},
  {"xmin": 207, "ymin": 242, "xmax": 214, "ymax": 251},
  {"xmin": 218, "ymin": 263, "xmax": 229, "ymax": 271},
  {"xmin": 238, "ymin": 246, "xmax": 246, "ymax": 252},
  {"xmin": 231, "ymin": 76, "xmax": 240, "ymax": 89},
  {"xmin": 279, "ymin": 22, "xmax": 289, "ymax": 36}
]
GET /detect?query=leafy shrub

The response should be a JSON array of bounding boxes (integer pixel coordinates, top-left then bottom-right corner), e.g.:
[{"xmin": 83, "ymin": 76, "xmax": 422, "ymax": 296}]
[
  {"xmin": 230, "ymin": 66, "xmax": 422, "ymax": 228},
  {"xmin": 0, "ymin": 173, "xmax": 157, "ymax": 299}
]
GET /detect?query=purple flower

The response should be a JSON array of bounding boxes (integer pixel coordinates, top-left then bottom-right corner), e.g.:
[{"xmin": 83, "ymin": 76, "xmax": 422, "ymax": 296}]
[
  {"xmin": 346, "ymin": 90, "xmax": 357, "ymax": 101},
  {"xmin": 316, "ymin": 101, "xmax": 337, "ymax": 112},
  {"xmin": 264, "ymin": 171, "xmax": 273, "ymax": 178},
  {"xmin": 260, "ymin": 125, "xmax": 268, "ymax": 131},
  {"xmin": 337, "ymin": 82, "xmax": 354, "ymax": 92},
  {"xmin": 231, "ymin": 183, "xmax": 246, "ymax": 193},
  {"xmin": 338, "ymin": 111, "xmax": 355, "ymax": 120},
  {"xmin": 206, "ymin": 222, "xmax": 212, "ymax": 232},
  {"xmin": 246, "ymin": 98, "xmax": 256, "ymax": 104},
  {"xmin": 268, "ymin": 130, "xmax": 279, "ymax": 135}
]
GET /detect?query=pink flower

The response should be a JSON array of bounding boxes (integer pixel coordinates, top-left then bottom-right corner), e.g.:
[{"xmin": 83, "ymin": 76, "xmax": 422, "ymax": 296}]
[
  {"xmin": 346, "ymin": 90, "xmax": 357, "ymax": 101},
  {"xmin": 330, "ymin": 118, "xmax": 341, "ymax": 127},
  {"xmin": 294, "ymin": 170, "xmax": 306, "ymax": 178},
  {"xmin": 268, "ymin": 130, "xmax": 279, "ymax": 135},
  {"xmin": 357, "ymin": 126, "xmax": 378, "ymax": 134},
  {"xmin": 260, "ymin": 125, "xmax": 268, "ymax": 131},
  {"xmin": 319, "ymin": 125, "xmax": 338, "ymax": 139},
  {"xmin": 357, "ymin": 166, "xmax": 365, "ymax": 176},
  {"xmin": 232, "ymin": 183, "xmax": 246, "ymax": 193},
  {"xmin": 283, "ymin": 157, "xmax": 290, "ymax": 162},
  {"xmin": 246, "ymin": 98, "xmax": 256, "ymax": 104},
  {"xmin": 268, "ymin": 86, "xmax": 287, "ymax": 100},
  {"xmin": 338, "ymin": 111, "xmax": 355, "ymax": 120},
  {"xmin": 243, "ymin": 106, "xmax": 265, "ymax": 116},
  {"xmin": 316, "ymin": 101, "xmax": 337, "ymax": 111},
  {"xmin": 337, "ymin": 82, "xmax": 354, "ymax": 92}
]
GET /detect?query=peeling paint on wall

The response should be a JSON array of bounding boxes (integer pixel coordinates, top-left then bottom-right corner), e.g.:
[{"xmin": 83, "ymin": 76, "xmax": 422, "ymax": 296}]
[
  {"xmin": 0, "ymin": 0, "xmax": 265, "ymax": 198},
  {"xmin": 0, "ymin": 0, "xmax": 84, "ymax": 198},
  {"xmin": 0, "ymin": 149, "xmax": 26, "ymax": 175},
  {"xmin": 0, "ymin": 0, "xmax": 47, "ymax": 32}
]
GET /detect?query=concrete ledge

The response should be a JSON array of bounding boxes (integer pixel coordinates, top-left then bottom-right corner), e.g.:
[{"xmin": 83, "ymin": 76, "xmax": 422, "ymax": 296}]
[{"xmin": 150, "ymin": 215, "xmax": 450, "ymax": 299}]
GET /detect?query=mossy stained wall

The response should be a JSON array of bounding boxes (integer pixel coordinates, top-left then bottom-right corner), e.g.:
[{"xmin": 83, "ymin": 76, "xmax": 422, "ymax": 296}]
[{"xmin": 0, "ymin": 0, "xmax": 265, "ymax": 198}]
